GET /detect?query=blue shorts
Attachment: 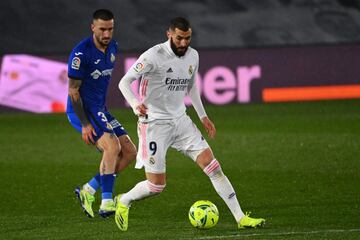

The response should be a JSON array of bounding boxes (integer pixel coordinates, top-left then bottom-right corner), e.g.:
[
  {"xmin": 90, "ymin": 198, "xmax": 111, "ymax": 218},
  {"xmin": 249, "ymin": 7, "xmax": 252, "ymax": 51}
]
[{"xmin": 67, "ymin": 108, "xmax": 127, "ymax": 143}]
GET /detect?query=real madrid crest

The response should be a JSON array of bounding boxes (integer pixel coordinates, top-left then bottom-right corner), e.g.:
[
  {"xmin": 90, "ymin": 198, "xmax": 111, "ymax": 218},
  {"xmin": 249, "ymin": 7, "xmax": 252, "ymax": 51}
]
[
  {"xmin": 110, "ymin": 53, "xmax": 115, "ymax": 63},
  {"xmin": 149, "ymin": 157, "xmax": 155, "ymax": 165},
  {"xmin": 188, "ymin": 65, "xmax": 193, "ymax": 75}
]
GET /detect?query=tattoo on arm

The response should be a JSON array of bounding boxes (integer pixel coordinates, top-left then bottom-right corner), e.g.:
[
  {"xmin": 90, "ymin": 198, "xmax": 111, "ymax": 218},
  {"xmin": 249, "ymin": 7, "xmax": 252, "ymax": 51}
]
[{"xmin": 68, "ymin": 78, "xmax": 90, "ymax": 126}]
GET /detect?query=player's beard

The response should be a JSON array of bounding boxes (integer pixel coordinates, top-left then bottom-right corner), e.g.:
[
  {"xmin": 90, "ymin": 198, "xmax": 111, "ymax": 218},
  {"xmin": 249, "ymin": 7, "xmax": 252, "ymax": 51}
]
[
  {"xmin": 100, "ymin": 38, "xmax": 111, "ymax": 47},
  {"xmin": 95, "ymin": 35, "xmax": 111, "ymax": 48},
  {"xmin": 170, "ymin": 38, "xmax": 188, "ymax": 57}
]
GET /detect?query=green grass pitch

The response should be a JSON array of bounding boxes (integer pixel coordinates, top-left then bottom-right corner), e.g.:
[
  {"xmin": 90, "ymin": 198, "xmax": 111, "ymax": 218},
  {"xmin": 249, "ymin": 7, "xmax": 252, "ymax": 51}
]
[{"xmin": 0, "ymin": 100, "xmax": 359, "ymax": 239}]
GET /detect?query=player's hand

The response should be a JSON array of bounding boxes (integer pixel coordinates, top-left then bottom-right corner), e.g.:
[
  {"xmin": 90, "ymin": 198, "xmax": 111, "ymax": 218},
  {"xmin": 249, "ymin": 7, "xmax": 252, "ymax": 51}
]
[
  {"xmin": 135, "ymin": 104, "xmax": 148, "ymax": 118},
  {"xmin": 82, "ymin": 124, "xmax": 97, "ymax": 145},
  {"xmin": 201, "ymin": 117, "xmax": 216, "ymax": 139}
]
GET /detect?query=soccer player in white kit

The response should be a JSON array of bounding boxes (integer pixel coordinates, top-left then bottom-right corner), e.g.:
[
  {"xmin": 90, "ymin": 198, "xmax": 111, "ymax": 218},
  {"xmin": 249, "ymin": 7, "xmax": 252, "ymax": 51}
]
[{"xmin": 115, "ymin": 17, "xmax": 265, "ymax": 231}]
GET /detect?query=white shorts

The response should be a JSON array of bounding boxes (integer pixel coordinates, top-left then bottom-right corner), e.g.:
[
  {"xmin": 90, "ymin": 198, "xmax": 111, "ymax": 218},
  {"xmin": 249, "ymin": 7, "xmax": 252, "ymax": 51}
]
[{"xmin": 135, "ymin": 114, "xmax": 210, "ymax": 173}]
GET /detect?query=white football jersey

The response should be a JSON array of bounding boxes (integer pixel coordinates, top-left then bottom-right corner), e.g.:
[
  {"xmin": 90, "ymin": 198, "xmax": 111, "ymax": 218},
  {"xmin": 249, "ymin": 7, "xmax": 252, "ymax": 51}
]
[{"xmin": 128, "ymin": 40, "xmax": 199, "ymax": 120}]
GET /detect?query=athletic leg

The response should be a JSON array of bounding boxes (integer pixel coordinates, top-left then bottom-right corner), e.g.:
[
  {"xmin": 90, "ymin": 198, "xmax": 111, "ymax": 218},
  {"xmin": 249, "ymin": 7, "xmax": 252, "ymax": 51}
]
[
  {"xmin": 115, "ymin": 135, "xmax": 137, "ymax": 173},
  {"xmin": 196, "ymin": 149, "xmax": 265, "ymax": 228},
  {"xmin": 96, "ymin": 132, "xmax": 121, "ymax": 217},
  {"xmin": 115, "ymin": 120, "xmax": 172, "ymax": 231}
]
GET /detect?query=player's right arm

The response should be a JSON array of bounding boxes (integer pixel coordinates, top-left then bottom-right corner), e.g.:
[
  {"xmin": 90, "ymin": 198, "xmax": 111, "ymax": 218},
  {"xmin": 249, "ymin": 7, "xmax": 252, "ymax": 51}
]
[
  {"xmin": 118, "ymin": 73, "xmax": 144, "ymax": 116},
  {"xmin": 118, "ymin": 52, "xmax": 154, "ymax": 117},
  {"xmin": 68, "ymin": 78, "xmax": 96, "ymax": 144},
  {"xmin": 68, "ymin": 46, "xmax": 97, "ymax": 144}
]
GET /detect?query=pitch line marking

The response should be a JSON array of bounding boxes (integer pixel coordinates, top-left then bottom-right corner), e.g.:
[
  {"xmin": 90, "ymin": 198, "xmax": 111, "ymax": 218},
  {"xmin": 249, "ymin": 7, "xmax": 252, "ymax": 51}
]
[{"xmin": 194, "ymin": 228, "xmax": 360, "ymax": 239}]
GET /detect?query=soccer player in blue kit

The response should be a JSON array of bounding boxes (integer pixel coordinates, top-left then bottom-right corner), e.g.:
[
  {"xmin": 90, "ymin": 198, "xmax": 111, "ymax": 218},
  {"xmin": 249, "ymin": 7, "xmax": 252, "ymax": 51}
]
[{"xmin": 66, "ymin": 9, "xmax": 137, "ymax": 218}]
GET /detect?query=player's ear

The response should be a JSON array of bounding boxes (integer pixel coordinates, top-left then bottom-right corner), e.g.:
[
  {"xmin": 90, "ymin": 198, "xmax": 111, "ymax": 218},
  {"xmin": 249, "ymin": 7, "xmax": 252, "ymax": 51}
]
[{"xmin": 166, "ymin": 29, "xmax": 172, "ymax": 39}]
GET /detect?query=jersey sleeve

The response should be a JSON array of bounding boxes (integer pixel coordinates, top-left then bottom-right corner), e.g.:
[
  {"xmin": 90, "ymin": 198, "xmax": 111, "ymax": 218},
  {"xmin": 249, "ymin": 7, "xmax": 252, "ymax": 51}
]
[
  {"xmin": 118, "ymin": 50, "xmax": 155, "ymax": 115},
  {"xmin": 187, "ymin": 51, "xmax": 207, "ymax": 119},
  {"xmin": 127, "ymin": 50, "xmax": 155, "ymax": 78},
  {"xmin": 67, "ymin": 46, "xmax": 86, "ymax": 80}
]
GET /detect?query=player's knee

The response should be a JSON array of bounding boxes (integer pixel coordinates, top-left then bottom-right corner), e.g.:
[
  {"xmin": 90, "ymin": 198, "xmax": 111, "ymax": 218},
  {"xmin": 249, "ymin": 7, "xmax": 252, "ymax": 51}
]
[
  {"xmin": 203, "ymin": 159, "xmax": 224, "ymax": 180},
  {"xmin": 196, "ymin": 148, "xmax": 215, "ymax": 169},
  {"xmin": 108, "ymin": 144, "xmax": 121, "ymax": 157},
  {"xmin": 105, "ymin": 137, "xmax": 121, "ymax": 156},
  {"xmin": 98, "ymin": 133, "xmax": 120, "ymax": 155},
  {"xmin": 147, "ymin": 180, "xmax": 166, "ymax": 195}
]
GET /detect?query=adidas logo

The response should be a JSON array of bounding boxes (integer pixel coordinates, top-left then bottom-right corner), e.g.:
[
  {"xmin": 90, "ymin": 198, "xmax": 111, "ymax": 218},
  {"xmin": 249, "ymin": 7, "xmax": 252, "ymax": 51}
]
[
  {"xmin": 228, "ymin": 192, "xmax": 236, "ymax": 199},
  {"xmin": 166, "ymin": 67, "xmax": 173, "ymax": 73}
]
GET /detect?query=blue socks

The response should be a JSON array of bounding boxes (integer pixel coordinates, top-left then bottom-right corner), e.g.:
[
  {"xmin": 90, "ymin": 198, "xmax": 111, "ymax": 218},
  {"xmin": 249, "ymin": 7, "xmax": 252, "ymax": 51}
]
[
  {"xmin": 88, "ymin": 173, "xmax": 101, "ymax": 191},
  {"xmin": 100, "ymin": 174, "xmax": 116, "ymax": 200},
  {"xmin": 84, "ymin": 173, "xmax": 117, "ymax": 201}
]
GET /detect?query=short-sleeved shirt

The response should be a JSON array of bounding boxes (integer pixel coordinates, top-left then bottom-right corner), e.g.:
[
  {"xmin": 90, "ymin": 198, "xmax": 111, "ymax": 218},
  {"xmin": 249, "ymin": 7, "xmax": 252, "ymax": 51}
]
[
  {"xmin": 66, "ymin": 36, "xmax": 117, "ymax": 113},
  {"xmin": 66, "ymin": 36, "xmax": 127, "ymax": 141}
]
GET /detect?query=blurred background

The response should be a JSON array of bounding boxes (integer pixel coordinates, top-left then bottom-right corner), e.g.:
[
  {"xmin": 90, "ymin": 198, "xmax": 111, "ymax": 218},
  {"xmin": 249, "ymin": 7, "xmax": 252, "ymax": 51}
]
[
  {"xmin": 0, "ymin": 1, "xmax": 359, "ymax": 239},
  {"xmin": 0, "ymin": 0, "xmax": 359, "ymax": 112}
]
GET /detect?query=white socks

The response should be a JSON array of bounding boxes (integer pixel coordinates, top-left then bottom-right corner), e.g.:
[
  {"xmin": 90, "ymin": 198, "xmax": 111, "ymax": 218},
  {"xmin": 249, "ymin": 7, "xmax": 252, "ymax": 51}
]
[
  {"xmin": 101, "ymin": 199, "xmax": 113, "ymax": 206},
  {"xmin": 117, "ymin": 159, "xmax": 244, "ymax": 222},
  {"xmin": 83, "ymin": 183, "xmax": 96, "ymax": 195},
  {"xmin": 120, "ymin": 180, "xmax": 166, "ymax": 207},
  {"xmin": 204, "ymin": 159, "xmax": 245, "ymax": 222}
]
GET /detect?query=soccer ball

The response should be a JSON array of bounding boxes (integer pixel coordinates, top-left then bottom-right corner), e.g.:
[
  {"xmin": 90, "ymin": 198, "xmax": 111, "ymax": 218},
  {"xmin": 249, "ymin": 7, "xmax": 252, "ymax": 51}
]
[{"xmin": 188, "ymin": 200, "xmax": 219, "ymax": 229}]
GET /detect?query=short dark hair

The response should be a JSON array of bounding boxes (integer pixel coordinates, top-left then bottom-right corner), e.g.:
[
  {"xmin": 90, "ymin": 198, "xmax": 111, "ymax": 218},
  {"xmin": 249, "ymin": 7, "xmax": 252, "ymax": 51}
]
[
  {"xmin": 93, "ymin": 9, "xmax": 114, "ymax": 21},
  {"xmin": 170, "ymin": 17, "xmax": 191, "ymax": 31}
]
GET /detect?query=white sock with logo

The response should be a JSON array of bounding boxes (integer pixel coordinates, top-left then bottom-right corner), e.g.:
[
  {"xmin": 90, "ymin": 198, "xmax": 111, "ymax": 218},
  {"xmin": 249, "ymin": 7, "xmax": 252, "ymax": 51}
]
[
  {"xmin": 83, "ymin": 183, "xmax": 96, "ymax": 195},
  {"xmin": 204, "ymin": 159, "xmax": 245, "ymax": 222},
  {"xmin": 120, "ymin": 180, "xmax": 165, "ymax": 207}
]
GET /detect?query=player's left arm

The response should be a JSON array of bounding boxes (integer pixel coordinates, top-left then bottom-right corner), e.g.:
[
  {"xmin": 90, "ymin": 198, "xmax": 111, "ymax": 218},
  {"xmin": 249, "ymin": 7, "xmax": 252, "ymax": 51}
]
[
  {"xmin": 201, "ymin": 116, "xmax": 216, "ymax": 139},
  {"xmin": 187, "ymin": 63, "xmax": 216, "ymax": 139}
]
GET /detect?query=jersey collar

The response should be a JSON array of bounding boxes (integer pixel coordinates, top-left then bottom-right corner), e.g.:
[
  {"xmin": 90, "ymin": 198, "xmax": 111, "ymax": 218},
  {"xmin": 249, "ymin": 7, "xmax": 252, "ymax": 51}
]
[{"xmin": 165, "ymin": 40, "xmax": 175, "ymax": 56}]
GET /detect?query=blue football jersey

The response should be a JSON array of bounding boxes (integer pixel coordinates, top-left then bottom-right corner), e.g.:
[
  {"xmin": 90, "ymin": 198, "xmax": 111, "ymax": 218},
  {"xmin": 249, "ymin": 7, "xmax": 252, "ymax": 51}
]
[{"xmin": 66, "ymin": 36, "xmax": 118, "ymax": 113}]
